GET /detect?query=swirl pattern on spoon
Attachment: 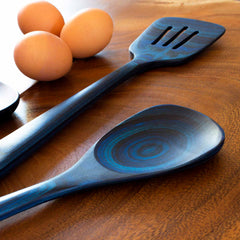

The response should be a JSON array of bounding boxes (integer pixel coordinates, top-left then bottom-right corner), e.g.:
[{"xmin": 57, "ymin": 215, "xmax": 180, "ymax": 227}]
[{"xmin": 94, "ymin": 105, "xmax": 206, "ymax": 174}]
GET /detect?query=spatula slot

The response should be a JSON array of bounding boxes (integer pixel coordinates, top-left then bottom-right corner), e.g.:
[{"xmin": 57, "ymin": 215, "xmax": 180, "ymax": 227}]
[
  {"xmin": 162, "ymin": 26, "xmax": 188, "ymax": 47},
  {"xmin": 172, "ymin": 31, "xmax": 199, "ymax": 49},
  {"xmin": 151, "ymin": 26, "xmax": 172, "ymax": 45}
]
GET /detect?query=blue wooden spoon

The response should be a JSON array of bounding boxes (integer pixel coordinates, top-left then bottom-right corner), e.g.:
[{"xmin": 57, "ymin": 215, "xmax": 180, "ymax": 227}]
[
  {"xmin": 0, "ymin": 17, "xmax": 225, "ymax": 174},
  {"xmin": 0, "ymin": 105, "xmax": 225, "ymax": 220},
  {"xmin": 0, "ymin": 82, "xmax": 19, "ymax": 118}
]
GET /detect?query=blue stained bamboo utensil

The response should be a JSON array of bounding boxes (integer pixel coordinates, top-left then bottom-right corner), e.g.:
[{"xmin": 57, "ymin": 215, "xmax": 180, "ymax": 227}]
[
  {"xmin": 0, "ymin": 105, "xmax": 225, "ymax": 220},
  {"xmin": 0, "ymin": 17, "xmax": 225, "ymax": 175}
]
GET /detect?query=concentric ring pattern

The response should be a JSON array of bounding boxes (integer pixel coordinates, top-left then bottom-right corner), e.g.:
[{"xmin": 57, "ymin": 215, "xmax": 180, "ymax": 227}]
[{"xmin": 94, "ymin": 105, "xmax": 221, "ymax": 174}]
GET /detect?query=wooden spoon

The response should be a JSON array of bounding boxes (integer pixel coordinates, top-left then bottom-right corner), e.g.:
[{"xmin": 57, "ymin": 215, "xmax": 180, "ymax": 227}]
[
  {"xmin": 0, "ymin": 105, "xmax": 225, "ymax": 220},
  {"xmin": 0, "ymin": 82, "xmax": 19, "ymax": 118}
]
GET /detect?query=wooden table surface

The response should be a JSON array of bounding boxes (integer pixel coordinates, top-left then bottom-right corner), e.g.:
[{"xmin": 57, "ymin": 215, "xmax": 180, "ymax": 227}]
[{"xmin": 0, "ymin": 0, "xmax": 240, "ymax": 239}]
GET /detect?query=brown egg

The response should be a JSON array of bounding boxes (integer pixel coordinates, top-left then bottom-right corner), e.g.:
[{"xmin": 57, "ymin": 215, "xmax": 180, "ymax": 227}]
[
  {"xmin": 17, "ymin": 1, "xmax": 65, "ymax": 36},
  {"xmin": 14, "ymin": 31, "xmax": 73, "ymax": 81},
  {"xmin": 60, "ymin": 8, "xmax": 113, "ymax": 58}
]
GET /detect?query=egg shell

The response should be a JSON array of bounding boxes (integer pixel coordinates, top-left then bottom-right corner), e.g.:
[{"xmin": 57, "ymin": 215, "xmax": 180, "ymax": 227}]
[
  {"xmin": 60, "ymin": 8, "xmax": 113, "ymax": 58},
  {"xmin": 17, "ymin": 1, "xmax": 65, "ymax": 36},
  {"xmin": 14, "ymin": 31, "xmax": 73, "ymax": 81}
]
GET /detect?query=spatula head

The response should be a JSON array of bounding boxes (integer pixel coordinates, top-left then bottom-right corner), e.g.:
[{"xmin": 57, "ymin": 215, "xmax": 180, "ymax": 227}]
[{"xmin": 129, "ymin": 17, "xmax": 225, "ymax": 66}]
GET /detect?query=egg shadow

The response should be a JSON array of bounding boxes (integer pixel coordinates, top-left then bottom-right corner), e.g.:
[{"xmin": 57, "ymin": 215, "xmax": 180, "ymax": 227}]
[{"xmin": 26, "ymin": 55, "xmax": 116, "ymax": 98}]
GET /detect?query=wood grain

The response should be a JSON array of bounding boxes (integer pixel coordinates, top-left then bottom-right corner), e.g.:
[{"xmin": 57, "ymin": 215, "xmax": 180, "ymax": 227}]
[{"xmin": 0, "ymin": 0, "xmax": 240, "ymax": 239}]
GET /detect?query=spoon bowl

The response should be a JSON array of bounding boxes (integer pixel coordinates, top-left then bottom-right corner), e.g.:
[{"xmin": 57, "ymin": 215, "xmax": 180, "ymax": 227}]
[
  {"xmin": 0, "ymin": 82, "xmax": 19, "ymax": 118},
  {"xmin": 0, "ymin": 105, "xmax": 225, "ymax": 220},
  {"xmin": 94, "ymin": 105, "xmax": 224, "ymax": 175}
]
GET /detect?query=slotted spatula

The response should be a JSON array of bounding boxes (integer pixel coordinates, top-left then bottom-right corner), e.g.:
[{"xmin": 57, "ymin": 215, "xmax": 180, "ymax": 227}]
[{"xmin": 0, "ymin": 17, "xmax": 225, "ymax": 175}]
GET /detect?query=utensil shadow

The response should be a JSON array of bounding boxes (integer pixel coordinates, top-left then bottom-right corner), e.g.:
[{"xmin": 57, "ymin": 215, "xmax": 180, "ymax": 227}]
[{"xmin": 0, "ymin": 153, "xmax": 224, "ymax": 235}]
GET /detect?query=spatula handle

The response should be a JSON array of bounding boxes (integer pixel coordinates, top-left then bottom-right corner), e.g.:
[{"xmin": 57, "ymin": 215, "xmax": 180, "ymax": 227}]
[{"xmin": 0, "ymin": 60, "xmax": 139, "ymax": 174}]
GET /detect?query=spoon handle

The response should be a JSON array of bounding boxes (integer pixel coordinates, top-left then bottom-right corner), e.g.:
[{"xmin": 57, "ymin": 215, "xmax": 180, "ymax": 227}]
[
  {"xmin": 0, "ymin": 173, "xmax": 78, "ymax": 221},
  {"xmin": 0, "ymin": 60, "xmax": 140, "ymax": 174}
]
